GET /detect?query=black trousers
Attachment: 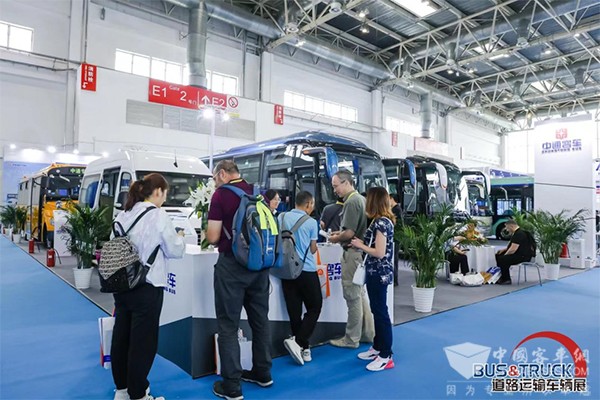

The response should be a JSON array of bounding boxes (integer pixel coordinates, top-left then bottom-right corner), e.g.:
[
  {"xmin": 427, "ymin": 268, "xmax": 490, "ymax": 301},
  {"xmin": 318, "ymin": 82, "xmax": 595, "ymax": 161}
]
[
  {"xmin": 214, "ymin": 253, "xmax": 272, "ymax": 393},
  {"xmin": 281, "ymin": 271, "xmax": 323, "ymax": 349},
  {"xmin": 448, "ymin": 252, "xmax": 469, "ymax": 275},
  {"xmin": 111, "ymin": 283, "xmax": 164, "ymax": 400},
  {"xmin": 496, "ymin": 253, "xmax": 530, "ymax": 280}
]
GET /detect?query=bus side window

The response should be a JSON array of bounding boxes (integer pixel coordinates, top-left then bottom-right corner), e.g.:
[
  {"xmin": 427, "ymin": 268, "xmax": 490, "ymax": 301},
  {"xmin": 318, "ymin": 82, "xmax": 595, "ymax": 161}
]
[{"xmin": 234, "ymin": 155, "xmax": 261, "ymax": 184}]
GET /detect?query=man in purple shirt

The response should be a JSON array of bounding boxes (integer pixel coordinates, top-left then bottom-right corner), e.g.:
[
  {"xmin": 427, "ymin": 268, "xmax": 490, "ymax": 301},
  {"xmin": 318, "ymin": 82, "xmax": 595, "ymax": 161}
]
[{"xmin": 207, "ymin": 160, "xmax": 272, "ymax": 400}]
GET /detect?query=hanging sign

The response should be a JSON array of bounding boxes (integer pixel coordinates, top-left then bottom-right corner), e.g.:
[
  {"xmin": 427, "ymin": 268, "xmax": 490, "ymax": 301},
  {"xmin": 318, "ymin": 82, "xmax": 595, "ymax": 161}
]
[
  {"xmin": 148, "ymin": 79, "xmax": 228, "ymax": 110},
  {"xmin": 274, "ymin": 104, "xmax": 284, "ymax": 125},
  {"xmin": 81, "ymin": 63, "xmax": 97, "ymax": 91},
  {"xmin": 391, "ymin": 131, "xmax": 398, "ymax": 147}
]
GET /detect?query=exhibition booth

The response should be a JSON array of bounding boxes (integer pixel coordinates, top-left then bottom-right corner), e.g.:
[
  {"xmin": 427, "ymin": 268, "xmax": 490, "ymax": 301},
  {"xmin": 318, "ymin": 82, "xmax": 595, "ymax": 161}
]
[{"xmin": 157, "ymin": 243, "xmax": 394, "ymax": 378}]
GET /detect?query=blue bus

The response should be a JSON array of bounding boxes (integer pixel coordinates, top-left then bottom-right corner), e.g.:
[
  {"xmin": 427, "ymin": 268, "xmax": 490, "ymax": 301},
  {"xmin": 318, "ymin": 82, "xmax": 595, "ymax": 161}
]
[{"xmin": 203, "ymin": 131, "xmax": 387, "ymax": 216}]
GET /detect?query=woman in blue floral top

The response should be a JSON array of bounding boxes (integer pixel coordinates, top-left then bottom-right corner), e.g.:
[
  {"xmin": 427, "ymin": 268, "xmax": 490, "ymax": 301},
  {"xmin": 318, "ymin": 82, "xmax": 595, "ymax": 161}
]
[{"xmin": 350, "ymin": 187, "xmax": 396, "ymax": 372}]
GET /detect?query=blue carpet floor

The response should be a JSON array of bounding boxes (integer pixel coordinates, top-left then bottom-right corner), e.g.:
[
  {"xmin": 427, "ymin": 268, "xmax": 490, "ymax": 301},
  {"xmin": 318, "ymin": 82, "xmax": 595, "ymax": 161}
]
[{"xmin": 1, "ymin": 235, "xmax": 599, "ymax": 400}]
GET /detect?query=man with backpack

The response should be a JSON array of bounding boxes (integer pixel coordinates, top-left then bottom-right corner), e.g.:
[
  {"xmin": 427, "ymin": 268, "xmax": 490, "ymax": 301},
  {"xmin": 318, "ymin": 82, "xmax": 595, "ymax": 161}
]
[
  {"xmin": 206, "ymin": 160, "xmax": 272, "ymax": 400},
  {"xmin": 278, "ymin": 191, "xmax": 322, "ymax": 366}
]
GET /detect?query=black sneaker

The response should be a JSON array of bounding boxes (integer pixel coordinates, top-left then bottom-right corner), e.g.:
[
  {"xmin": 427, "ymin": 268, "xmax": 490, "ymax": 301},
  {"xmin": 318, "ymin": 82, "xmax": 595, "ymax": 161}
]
[
  {"xmin": 213, "ymin": 381, "xmax": 243, "ymax": 400},
  {"xmin": 241, "ymin": 369, "xmax": 273, "ymax": 387},
  {"xmin": 497, "ymin": 279, "xmax": 512, "ymax": 285}
]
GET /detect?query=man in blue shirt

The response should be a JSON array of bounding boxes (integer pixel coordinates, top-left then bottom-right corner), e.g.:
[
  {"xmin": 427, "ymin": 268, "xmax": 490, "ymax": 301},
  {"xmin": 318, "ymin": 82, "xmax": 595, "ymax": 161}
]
[{"xmin": 279, "ymin": 191, "xmax": 322, "ymax": 366}]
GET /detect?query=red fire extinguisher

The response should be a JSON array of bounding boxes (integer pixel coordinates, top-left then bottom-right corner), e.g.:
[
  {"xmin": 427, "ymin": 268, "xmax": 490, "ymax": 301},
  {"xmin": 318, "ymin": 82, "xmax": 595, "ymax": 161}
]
[
  {"xmin": 28, "ymin": 238, "xmax": 35, "ymax": 253},
  {"xmin": 560, "ymin": 243, "xmax": 569, "ymax": 258},
  {"xmin": 46, "ymin": 248, "xmax": 56, "ymax": 268}
]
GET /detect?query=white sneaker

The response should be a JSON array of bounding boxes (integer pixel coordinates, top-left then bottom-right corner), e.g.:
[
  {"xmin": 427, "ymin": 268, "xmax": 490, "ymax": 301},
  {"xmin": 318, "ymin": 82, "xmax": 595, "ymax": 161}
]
[
  {"xmin": 366, "ymin": 356, "xmax": 395, "ymax": 372},
  {"xmin": 132, "ymin": 396, "xmax": 164, "ymax": 400},
  {"xmin": 357, "ymin": 346, "xmax": 380, "ymax": 361},
  {"xmin": 301, "ymin": 348, "xmax": 312, "ymax": 362},
  {"xmin": 283, "ymin": 337, "xmax": 304, "ymax": 365},
  {"xmin": 114, "ymin": 389, "xmax": 129, "ymax": 400}
]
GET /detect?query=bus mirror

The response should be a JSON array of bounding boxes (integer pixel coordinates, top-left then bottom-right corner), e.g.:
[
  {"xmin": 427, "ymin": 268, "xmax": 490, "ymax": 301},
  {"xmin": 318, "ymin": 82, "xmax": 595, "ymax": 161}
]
[{"xmin": 115, "ymin": 191, "xmax": 128, "ymax": 210}]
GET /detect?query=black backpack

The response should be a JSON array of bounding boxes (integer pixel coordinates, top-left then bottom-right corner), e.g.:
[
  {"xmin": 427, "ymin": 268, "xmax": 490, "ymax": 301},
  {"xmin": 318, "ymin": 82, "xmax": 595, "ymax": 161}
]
[{"xmin": 98, "ymin": 207, "xmax": 160, "ymax": 293}]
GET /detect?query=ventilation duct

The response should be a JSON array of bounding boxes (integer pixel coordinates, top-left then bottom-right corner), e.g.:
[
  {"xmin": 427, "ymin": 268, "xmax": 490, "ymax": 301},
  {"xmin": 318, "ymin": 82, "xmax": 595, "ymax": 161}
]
[
  {"xmin": 463, "ymin": 59, "xmax": 600, "ymax": 95},
  {"xmin": 512, "ymin": 81, "xmax": 523, "ymax": 101},
  {"xmin": 187, "ymin": 2, "xmax": 208, "ymax": 88},
  {"xmin": 164, "ymin": 0, "xmax": 519, "ymax": 130},
  {"xmin": 574, "ymin": 69, "xmax": 585, "ymax": 89},
  {"xmin": 516, "ymin": 19, "xmax": 530, "ymax": 48},
  {"xmin": 420, "ymin": 93, "xmax": 432, "ymax": 138},
  {"xmin": 445, "ymin": 45, "xmax": 457, "ymax": 68},
  {"xmin": 449, "ymin": 108, "xmax": 519, "ymax": 131},
  {"xmin": 407, "ymin": 0, "xmax": 597, "ymax": 60}
]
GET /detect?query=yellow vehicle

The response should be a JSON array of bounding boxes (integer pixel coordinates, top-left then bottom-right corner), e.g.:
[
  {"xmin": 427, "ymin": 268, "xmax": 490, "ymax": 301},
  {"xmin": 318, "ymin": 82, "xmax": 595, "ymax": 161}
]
[{"xmin": 17, "ymin": 163, "xmax": 86, "ymax": 247}]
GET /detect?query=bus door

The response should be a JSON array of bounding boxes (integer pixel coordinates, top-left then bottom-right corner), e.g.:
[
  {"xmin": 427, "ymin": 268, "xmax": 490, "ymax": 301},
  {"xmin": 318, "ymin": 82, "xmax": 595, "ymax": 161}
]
[
  {"xmin": 461, "ymin": 170, "xmax": 491, "ymax": 217},
  {"xmin": 99, "ymin": 167, "xmax": 121, "ymax": 223},
  {"xmin": 383, "ymin": 158, "xmax": 417, "ymax": 218},
  {"xmin": 293, "ymin": 146, "xmax": 339, "ymax": 217},
  {"xmin": 264, "ymin": 148, "xmax": 294, "ymax": 213}
]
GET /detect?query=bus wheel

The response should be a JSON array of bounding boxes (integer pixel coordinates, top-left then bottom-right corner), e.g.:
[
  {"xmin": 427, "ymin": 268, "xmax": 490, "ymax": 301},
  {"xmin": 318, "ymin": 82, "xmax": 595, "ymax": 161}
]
[{"xmin": 496, "ymin": 223, "xmax": 511, "ymax": 240}]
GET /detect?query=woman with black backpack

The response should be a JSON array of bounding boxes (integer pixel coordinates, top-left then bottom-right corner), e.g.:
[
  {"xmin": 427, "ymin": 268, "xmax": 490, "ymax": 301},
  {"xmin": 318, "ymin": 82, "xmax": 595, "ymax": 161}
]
[{"xmin": 110, "ymin": 173, "xmax": 185, "ymax": 400}]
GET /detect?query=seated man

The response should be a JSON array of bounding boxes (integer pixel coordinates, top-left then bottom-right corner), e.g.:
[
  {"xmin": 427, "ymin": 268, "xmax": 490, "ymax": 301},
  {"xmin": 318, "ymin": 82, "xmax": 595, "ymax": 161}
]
[
  {"xmin": 446, "ymin": 236, "xmax": 469, "ymax": 275},
  {"xmin": 495, "ymin": 220, "xmax": 534, "ymax": 285}
]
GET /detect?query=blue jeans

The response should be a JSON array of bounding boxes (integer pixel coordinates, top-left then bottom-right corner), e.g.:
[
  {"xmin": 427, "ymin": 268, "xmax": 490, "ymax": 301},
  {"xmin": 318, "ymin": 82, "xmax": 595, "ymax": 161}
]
[{"xmin": 365, "ymin": 273, "xmax": 393, "ymax": 358}]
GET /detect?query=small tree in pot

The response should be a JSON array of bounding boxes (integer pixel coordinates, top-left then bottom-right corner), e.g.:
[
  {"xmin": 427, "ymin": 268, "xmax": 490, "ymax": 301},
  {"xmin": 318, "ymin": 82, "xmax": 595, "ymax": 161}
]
[
  {"xmin": 396, "ymin": 205, "xmax": 465, "ymax": 312},
  {"xmin": 0, "ymin": 205, "xmax": 17, "ymax": 239},
  {"xmin": 529, "ymin": 209, "xmax": 587, "ymax": 269},
  {"xmin": 62, "ymin": 204, "xmax": 111, "ymax": 289}
]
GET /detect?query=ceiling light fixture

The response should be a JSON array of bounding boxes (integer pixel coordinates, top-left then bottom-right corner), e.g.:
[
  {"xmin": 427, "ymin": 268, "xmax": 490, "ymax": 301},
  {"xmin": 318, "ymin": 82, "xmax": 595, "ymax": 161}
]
[
  {"xmin": 544, "ymin": 49, "xmax": 552, "ymax": 55},
  {"xmin": 360, "ymin": 23, "xmax": 370, "ymax": 34},
  {"xmin": 329, "ymin": 1, "xmax": 342, "ymax": 14},
  {"xmin": 448, "ymin": 69, "xmax": 454, "ymax": 75},
  {"xmin": 358, "ymin": 9, "xmax": 369, "ymax": 19},
  {"xmin": 574, "ymin": 33, "xmax": 580, "ymax": 38},
  {"xmin": 9, "ymin": 143, "xmax": 16, "ymax": 150},
  {"xmin": 295, "ymin": 37, "xmax": 306, "ymax": 47},
  {"xmin": 468, "ymin": 68, "xmax": 475, "ymax": 74},
  {"xmin": 47, "ymin": 146, "xmax": 56, "ymax": 153}
]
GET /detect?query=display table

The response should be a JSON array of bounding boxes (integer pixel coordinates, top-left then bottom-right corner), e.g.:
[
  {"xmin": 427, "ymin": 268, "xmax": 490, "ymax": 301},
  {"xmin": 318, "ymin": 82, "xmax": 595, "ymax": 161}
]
[
  {"xmin": 465, "ymin": 245, "xmax": 497, "ymax": 272},
  {"xmin": 157, "ymin": 243, "xmax": 393, "ymax": 378},
  {"xmin": 52, "ymin": 210, "xmax": 71, "ymax": 256}
]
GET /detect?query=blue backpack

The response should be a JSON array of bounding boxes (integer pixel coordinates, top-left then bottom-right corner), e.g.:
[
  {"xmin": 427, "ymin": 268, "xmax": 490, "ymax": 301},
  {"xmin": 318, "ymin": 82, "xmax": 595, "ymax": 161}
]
[{"xmin": 221, "ymin": 184, "xmax": 280, "ymax": 271}]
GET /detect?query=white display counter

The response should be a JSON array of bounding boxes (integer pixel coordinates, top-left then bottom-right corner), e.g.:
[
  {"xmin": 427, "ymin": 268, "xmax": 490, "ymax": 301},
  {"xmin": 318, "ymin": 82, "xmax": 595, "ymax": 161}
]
[
  {"xmin": 465, "ymin": 245, "xmax": 497, "ymax": 272},
  {"xmin": 157, "ymin": 243, "xmax": 394, "ymax": 378},
  {"xmin": 53, "ymin": 210, "xmax": 71, "ymax": 257}
]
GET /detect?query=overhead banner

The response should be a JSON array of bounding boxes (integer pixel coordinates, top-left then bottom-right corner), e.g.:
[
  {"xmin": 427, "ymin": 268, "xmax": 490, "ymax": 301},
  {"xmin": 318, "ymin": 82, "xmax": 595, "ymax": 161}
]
[
  {"xmin": 148, "ymin": 79, "xmax": 238, "ymax": 111},
  {"xmin": 274, "ymin": 104, "xmax": 284, "ymax": 125},
  {"xmin": 534, "ymin": 116, "xmax": 596, "ymax": 260}
]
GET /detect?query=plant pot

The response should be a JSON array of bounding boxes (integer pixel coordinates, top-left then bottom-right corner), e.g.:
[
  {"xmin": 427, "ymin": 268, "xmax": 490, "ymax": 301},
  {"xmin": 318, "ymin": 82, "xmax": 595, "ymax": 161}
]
[
  {"xmin": 73, "ymin": 268, "xmax": 93, "ymax": 289},
  {"xmin": 544, "ymin": 263, "xmax": 560, "ymax": 281},
  {"xmin": 7, "ymin": 228, "xmax": 13, "ymax": 241},
  {"xmin": 411, "ymin": 284, "xmax": 436, "ymax": 313},
  {"xmin": 13, "ymin": 233, "xmax": 22, "ymax": 243}
]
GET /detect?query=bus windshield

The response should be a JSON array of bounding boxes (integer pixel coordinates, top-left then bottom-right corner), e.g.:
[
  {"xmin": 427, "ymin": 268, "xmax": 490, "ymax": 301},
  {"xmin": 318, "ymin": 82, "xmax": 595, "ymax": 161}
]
[
  {"xmin": 46, "ymin": 167, "xmax": 85, "ymax": 200},
  {"xmin": 467, "ymin": 181, "xmax": 492, "ymax": 216},
  {"xmin": 336, "ymin": 152, "xmax": 386, "ymax": 194},
  {"xmin": 136, "ymin": 171, "xmax": 207, "ymax": 207}
]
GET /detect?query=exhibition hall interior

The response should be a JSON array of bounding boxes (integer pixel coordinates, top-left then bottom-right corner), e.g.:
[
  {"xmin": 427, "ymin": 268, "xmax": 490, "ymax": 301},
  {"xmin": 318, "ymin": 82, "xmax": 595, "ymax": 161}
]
[{"xmin": 0, "ymin": 0, "xmax": 599, "ymax": 399}]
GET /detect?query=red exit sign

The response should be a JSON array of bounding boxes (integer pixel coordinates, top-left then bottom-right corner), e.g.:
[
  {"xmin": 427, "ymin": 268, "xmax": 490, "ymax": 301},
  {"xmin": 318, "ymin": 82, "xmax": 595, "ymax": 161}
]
[{"xmin": 148, "ymin": 79, "xmax": 228, "ymax": 110}]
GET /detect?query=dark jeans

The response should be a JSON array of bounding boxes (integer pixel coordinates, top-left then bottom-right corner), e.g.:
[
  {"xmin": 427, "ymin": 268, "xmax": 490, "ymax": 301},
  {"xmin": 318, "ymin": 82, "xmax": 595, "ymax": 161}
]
[
  {"xmin": 111, "ymin": 283, "xmax": 164, "ymax": 400},
  {"xmin": 496, "ymin": 253, "xmax": 530, "ymax": 280},
  {"xmin": 281, "ymin": 271, "xmax": 323, "ymax": 349},
  {"xmin": 448, "ymin": 252, "xmax": 469, "ymax": 275},
  {"xmin": 365, "ymin": 273, "xmax": 393, "ymax": 358},
  {"xmin": 214, "ymin": 253, "xmax": 272, "ymax": 393}
]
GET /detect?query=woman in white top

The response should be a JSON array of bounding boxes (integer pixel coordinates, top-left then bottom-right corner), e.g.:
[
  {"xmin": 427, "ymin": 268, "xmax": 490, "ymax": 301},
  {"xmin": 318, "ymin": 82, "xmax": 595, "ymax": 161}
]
[{"xmin": 111, "ymin": 173, "xmax": 185, "ymax": 400}]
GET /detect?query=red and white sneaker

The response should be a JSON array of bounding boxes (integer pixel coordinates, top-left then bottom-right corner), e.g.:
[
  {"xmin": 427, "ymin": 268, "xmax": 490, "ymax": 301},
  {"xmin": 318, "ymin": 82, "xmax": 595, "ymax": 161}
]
[
  {"xmin": 366, "ymin": 356, "xmax": 395, "ymax": 371},
  {"xmin": 357, "ymin": 347, "xmax": 380, "ymax": 361}
]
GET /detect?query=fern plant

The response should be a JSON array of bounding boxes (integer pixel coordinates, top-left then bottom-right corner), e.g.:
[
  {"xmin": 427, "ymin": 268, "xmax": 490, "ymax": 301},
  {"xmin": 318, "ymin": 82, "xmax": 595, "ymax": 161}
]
[
  {"xmin": 396, "ymin": 205, "xmax": 466, "ymax": 288},
  {"xmin": 529, "ymin": 209, "xmax": 588, "ymax": 264},
  {"xmin": 0, "ymin": 205, "xmax": 17, "ymax": 228},
  {"xmin": 62, "ymin": 204, "xmax": 111, "ymax": 269}
]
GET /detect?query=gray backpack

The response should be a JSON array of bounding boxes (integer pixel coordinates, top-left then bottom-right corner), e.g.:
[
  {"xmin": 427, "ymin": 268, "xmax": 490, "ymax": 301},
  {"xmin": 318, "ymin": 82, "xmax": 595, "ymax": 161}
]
[{"xmin": 271, "ymin": 212, "xmax": 312, "ymax": 280}]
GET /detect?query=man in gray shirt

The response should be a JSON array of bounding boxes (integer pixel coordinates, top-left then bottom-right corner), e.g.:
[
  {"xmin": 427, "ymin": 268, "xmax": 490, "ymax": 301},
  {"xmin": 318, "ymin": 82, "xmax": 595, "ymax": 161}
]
[{"xmin": 328, "ymin": 170, "xmax": 374, "ymax": 348}]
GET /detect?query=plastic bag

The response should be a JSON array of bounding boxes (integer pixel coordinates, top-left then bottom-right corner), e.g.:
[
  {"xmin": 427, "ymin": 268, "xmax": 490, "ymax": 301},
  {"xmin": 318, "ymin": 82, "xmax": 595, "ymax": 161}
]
[{"xmin": 460, "ymin": 273, "xmax": 485, "ymax": 287}]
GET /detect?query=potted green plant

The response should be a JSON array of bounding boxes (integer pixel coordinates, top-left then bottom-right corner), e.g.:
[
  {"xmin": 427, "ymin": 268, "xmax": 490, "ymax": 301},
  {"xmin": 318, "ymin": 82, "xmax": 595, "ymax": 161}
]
[
  {"xmin": 529, "ymin": 209, "xmax": 587, "ymax": 280},
  {"xmin": 13, "ymin": 206, "xmax": 28, "ymax": 243},
  {"xmin": 396, "ymin": 205, "xmax": 465, "ymax": 312},
  {"xmin": 0, "ymin": 205, "xmax": 18, "ymax": 241},
  {"xmin": 62, "ymin": 204, "xmax": 111, "ymax": 289}
]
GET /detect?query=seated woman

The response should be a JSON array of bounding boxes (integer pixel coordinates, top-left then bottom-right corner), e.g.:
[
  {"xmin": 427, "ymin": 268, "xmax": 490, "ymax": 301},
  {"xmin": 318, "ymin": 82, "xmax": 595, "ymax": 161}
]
[{"xmin": 446, "ymin": 236, "xmax": 470, "ymax": 275}]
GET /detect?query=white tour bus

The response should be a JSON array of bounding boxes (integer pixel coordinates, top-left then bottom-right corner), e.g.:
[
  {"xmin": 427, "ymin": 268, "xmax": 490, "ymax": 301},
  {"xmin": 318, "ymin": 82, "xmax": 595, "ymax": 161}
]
[{"xmin": 79, "ymin": 150, "xmax": 211, "ymax": 245}]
